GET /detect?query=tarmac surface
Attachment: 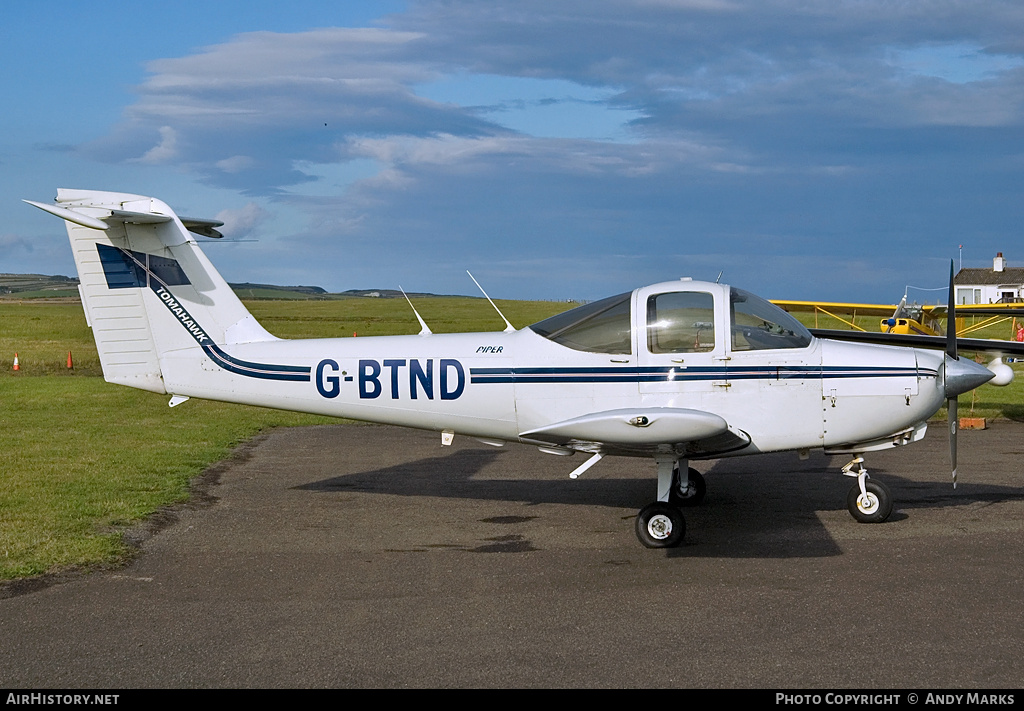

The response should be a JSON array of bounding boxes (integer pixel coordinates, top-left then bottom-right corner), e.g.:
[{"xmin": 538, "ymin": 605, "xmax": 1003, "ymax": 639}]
[{"xmin": 2, "ymin": 421, "xmax": 1024, "ymax": 688}]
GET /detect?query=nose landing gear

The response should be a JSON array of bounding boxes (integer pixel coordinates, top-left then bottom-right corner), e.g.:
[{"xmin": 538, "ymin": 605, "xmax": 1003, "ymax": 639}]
[{"xmin": 841, "ymin": 456, "xmax": 893, "ymax": 523}]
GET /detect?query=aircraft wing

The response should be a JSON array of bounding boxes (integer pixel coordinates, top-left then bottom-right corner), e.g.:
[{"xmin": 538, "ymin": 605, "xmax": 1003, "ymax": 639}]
[
  {"xmin": 772, "ymin": 300, "xmax": 900, "ymax": 317},
  {"xmin": 810, "ymin": 329, "xmax": 1024, "ymax": 357},
  {"xmin": 775, "ymin": 300, "xmax": 1024, "ymax": 318},
  {"xmin": 519, "ymin": 408, "xmax": 751, "ymax": 458},
  {"xmin": 771, "ymin": 300, "xmax": 905, "ymax": 332},
  {"xmin": 922, "ymin": 304, "xmax": 1024, "ymax": 317}
]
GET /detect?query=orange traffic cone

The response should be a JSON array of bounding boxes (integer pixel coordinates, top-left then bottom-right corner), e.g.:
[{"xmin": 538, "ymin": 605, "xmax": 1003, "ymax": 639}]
[
  {"xmin": 13, "ymin": 353, "xmax": 19, "ymax": 371},
  {"xmin": 67, "ymin": 351, "xmax": 74, "ymax": 369}
]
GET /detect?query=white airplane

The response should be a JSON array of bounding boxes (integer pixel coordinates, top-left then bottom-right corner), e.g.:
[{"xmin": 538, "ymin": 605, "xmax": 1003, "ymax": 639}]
[{"xmin": 26, "ymin": 189, "xmax": 1022, "ymax": 548}]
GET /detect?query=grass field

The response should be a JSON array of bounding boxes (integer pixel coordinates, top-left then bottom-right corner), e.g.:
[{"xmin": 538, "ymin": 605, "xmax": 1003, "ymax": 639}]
[{"xmin": 1, "ymin": 296, "xmax": 1021, "ymax": 581}]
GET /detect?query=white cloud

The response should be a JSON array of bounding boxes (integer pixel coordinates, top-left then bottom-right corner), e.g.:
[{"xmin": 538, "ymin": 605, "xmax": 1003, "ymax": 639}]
[
  {"xmin": 217, "ymin": 155, "xmax": 257, "ymax": 173},
  {"xmin": 0, "ymin": 233, "xmax": 34, "ymax": 252},
  {"xmin": 136, "ymin": 126, "xmax": 178, "ymax": 164},
  {"xmin": 215, "ymin": 202, "xmax": 271, "ymax": 239}
]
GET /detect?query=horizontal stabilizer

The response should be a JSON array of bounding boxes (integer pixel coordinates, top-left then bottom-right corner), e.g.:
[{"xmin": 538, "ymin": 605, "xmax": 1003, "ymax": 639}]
[
  {"xmin": 23, "ymin": 200, "xmax": 108, "ymax": 231},
  {"xmin": 180, "ymin": 217, "xmax": 224, "ymax": 239},
  {"xmin": 27, "ymin": 193, "xmax": 224, "ymax": 241}
]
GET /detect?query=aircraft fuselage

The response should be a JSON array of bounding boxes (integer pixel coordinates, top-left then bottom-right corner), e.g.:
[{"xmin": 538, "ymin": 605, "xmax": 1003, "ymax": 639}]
[{"xmin": 158, "ymin": 280, "xmax": 947, "ymax": 459}]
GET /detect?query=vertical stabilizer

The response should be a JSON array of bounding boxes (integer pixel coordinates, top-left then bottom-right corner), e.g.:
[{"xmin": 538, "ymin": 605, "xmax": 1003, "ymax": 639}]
[{"xmin": 29, "ymin": 190, "xmax": 276, "ymax": 394}]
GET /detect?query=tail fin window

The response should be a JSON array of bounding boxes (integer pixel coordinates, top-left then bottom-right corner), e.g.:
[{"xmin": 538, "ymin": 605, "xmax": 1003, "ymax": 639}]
[
  {"xmin": 149, "ymin": 255, "xmax": 190, "ymax": 286},
  {"xmin": 96, "ymin": 244, "xmax": 190, "ymax": 290},
  {"xmin": 97, "ymin": 243, "xmax": 147, "ymax": 289}
]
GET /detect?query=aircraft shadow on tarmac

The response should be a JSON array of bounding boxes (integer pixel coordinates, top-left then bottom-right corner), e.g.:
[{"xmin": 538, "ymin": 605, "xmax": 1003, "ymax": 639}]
[{"xmin": 293, "ymin": 442, "xmax": 1024, "ymax": 559}]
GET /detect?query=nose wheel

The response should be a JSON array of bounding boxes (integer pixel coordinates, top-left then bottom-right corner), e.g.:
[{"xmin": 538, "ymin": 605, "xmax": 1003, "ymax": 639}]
[{"xmin": 847, "ymin": 479, "xmax": 893, "ymax": 523}]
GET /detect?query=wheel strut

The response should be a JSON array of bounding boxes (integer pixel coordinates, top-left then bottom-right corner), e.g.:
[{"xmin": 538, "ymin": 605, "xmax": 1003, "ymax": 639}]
[{"xmin": 841, "ymin": 455, "xmax": 870, "ymax": 500}]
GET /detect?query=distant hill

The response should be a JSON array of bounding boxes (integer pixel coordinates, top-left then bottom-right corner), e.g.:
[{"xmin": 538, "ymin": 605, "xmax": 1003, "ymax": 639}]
[
  {"xmin": 228, "ymin": 284, "xmax": 453, "ymax": 300},
  {"xmin": 339, "ymin": 288, "xmax": 455, "ymax": 299},
  {"xmin": 227, "ymin": 282, "xmax": 330, "ymax": 299},
  {"xmin": 0, "ymin": 273, "xmax": 79, "ymax": 297},
  {"xmin": 0, "ymin": 273, "xmax": 456, "ymax": 300}
]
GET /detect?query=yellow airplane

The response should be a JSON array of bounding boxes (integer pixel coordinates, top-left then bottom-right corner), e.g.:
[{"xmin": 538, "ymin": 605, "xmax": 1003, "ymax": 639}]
[{"xmin": 772, "ymin": 296, "xmax": 1024, "ymax": 339}]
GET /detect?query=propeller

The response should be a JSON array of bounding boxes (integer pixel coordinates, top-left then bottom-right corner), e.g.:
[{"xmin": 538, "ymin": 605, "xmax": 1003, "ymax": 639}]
[{"xmin": 941, "ymin": 260, "xmax": 998, "ymax": 487}]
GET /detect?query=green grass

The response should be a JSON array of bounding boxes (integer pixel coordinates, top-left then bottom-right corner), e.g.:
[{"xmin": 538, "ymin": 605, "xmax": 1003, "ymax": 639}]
[{"xmin": 0, "ymin": 301, "xmax": 101, "ymax": 375}]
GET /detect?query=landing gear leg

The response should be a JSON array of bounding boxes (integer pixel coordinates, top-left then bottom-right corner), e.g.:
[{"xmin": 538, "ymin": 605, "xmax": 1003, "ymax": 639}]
[
  {"xmin": 841, "ymin": 456, "xmax": 893, "ymax": 523},
  {"xmin": 635, "ymin": 457, "xmax": 686, "ymax": 548}
]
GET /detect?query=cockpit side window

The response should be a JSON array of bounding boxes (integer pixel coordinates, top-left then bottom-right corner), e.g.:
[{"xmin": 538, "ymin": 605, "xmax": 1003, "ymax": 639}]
[
  {"xmin": 529, "ymin": 292, "xmax": 632, "ymax": 354},
  {"xmin": 647, "ymin": 292, "xmax": 716, "ymax": 353},
  {"xmin": 730, "ymin": 287, "xmax": 812, "ymax": 351}
]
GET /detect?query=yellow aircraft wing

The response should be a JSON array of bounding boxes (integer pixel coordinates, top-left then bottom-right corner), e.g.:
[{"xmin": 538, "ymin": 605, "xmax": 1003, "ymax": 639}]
[
  {"xmin": 770, "ymin": 300, "xmax": 901, "ymax": 332},
  {"xmin": 773, "ymin": 299, "xmax": 1024, "ymax": 337}
]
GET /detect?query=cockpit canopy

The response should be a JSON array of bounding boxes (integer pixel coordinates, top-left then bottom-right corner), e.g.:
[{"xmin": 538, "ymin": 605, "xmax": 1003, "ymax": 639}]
[
  {"xmin": 530, "ymin": 284, "xmax": 812, "ymax": 355},
  {"xmin": 529, "ymin": 292, "xmax": 632, "ymax": 354},
  {"xmin": 729, "ymin": 287, "xmax": 812, "ymax": 351}
]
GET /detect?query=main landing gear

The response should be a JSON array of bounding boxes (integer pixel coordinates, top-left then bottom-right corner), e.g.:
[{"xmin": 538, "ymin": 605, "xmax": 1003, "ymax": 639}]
[
  {"xmin": 841, "ymin": 456, "xmax": 893, "ymax": 524},
  {"xmin": 635, "ymin": 458, "xmax": 706, "ymax": 548},
  {"xmin": 634, "ymin": 454, "xmax": 893, "ymax": 547}
]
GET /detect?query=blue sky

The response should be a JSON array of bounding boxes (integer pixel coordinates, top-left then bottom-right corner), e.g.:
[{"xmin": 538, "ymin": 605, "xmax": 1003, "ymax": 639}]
[{"xmin": 4, "ymin": 1, "xmax": 1023, "ymax": 302}]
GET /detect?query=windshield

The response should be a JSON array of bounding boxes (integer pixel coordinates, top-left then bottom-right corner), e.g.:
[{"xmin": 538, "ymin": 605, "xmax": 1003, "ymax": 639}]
[
  {"xmin": 530, "ymin": 292, "xmax": 632, "ymax": 354},
  {"xmin": 730, "ymin": 287, "xmax": 812, "ymax": 351}
]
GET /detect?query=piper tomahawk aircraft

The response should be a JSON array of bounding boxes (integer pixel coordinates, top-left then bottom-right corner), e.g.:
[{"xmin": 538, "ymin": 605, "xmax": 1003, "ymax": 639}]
[{"xmin": 26, "ymin": 190, "xmax": 1024, "ymax": 548}]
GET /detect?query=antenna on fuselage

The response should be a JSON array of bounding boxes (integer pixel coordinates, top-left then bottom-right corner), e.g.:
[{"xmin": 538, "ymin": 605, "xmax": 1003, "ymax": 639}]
[
  {"xmin": 716, "ymin": 270, "xmax": 724, "ymax": 284},
  {"xmin": 399, "ymin": 286, "xmax": 432, "ymax": 336},
  {"xmin": 467, "ymin": 271, "xmax": 516, "ymax": 333}
]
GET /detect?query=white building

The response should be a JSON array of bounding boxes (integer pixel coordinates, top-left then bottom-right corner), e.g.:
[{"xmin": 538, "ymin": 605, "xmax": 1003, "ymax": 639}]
[{"xmin": 954, "ymin": 253, "xmax": 1024, "ymax": 305}]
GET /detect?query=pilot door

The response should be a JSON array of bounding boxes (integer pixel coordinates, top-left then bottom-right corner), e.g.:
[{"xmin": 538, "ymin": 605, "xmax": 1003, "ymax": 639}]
[{"xmin": 637, "ymin": 286, "xmax": 730, "ymax": 408}]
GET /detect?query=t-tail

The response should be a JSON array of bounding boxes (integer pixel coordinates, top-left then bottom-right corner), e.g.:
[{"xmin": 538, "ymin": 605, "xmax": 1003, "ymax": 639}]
[{"xmin": 25, "ymin": 189, "xmax": 277, "ymax": 394}]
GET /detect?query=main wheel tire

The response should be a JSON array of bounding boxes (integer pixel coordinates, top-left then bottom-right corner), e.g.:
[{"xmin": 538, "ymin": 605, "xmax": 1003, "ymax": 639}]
[
  {"xmin": 670, "ymin": 467, "xmax": 707, "ymax": 507},
  {"xmin": 635, "ymin": 502, "xmax": 686, "ymax": 548},
  {"xmin": 846, "ymin": 479, "xmax": 893, "ymax": 523}
]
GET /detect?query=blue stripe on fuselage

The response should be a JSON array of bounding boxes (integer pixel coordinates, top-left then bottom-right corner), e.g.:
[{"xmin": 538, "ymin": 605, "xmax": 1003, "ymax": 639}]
[{"xmin": 469, "ymin": 364, "xmax": 926, "ymax": 385}]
